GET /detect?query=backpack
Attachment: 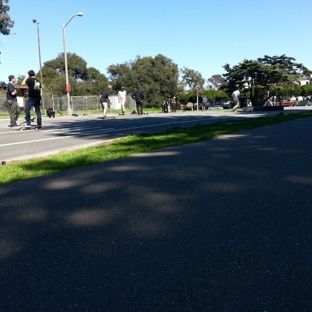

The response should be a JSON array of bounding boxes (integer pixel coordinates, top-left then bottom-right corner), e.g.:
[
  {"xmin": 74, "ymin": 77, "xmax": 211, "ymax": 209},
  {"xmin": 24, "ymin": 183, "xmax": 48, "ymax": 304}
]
[{"xmin": 34, "ymin": 80, "xmax": 41, "ymax": 91}]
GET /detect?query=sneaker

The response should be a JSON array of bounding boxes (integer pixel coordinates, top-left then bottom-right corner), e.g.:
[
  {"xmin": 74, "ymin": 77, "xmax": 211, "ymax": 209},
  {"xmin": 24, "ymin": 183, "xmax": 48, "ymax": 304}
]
[
  {"xmin": 102, "ymin": 115, "xmax": 107, "ymax": 119},
  {"xmin": 36, "ymin": 125, "xmax": 42, "ymax": 129},
  {"xmin": 25, "ymin": 125, "xmax": 31, "ymax": 129}
]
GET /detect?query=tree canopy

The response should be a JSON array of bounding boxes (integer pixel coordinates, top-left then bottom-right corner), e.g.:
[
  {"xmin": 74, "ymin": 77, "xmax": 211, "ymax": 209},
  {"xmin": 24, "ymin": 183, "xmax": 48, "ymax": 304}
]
[
  {"xmin": 107, "ymin": 54, "xmax": 179, "ymax": 106},
  {"xmin": 180, "ymin": 67, "xmax": 205, "ymax": 91},
  {"xmin": 41, "ymin": 53, "xmax": 108, "ymax": 96},
  {"xmin": 222, "ymin": 54, "xmax": 312, "ymax": 105},
  {"xmin": 178, "ymin": 89, "xmax": 229, "ymax": 105},
  {"xmin": 25, "ymin": 51, "xmax": 311, "ymax": 106},
  {"xmin": 0, "ymin": 0, "xmax": 14, "ymax": 35},
  {"xmin": 207, "ymin": 74, "xmax": 225, "ymax": 89}
]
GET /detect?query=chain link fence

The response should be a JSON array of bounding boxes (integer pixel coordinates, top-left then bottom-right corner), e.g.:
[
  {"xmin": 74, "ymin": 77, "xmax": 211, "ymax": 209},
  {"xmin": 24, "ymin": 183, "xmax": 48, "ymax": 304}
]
[
  {"xmin": 72, "ymin": 95, "xmax": 137, "ymax": 112},
  {"xmin": 0, "ymin": 93, "xmax": 136, "ymax": 115}
]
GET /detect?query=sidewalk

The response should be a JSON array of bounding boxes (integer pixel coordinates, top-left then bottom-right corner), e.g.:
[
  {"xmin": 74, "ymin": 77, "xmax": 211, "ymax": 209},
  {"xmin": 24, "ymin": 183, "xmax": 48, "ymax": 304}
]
[{"xmin": 0, "ymin": 117, "xmax": 312, "ymax": 311}]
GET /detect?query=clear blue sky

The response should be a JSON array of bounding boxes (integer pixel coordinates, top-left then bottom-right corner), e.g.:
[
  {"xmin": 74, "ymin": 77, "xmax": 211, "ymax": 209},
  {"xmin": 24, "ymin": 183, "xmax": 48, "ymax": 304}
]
[{"xmin": 1, "ymin": 0, "xmax": 311, "ymax": 84}]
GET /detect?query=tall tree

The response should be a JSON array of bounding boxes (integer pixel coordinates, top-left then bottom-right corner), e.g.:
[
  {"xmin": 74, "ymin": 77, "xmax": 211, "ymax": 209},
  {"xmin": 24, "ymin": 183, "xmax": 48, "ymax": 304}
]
[
  {"xmin": 222, "ymin": 55, "xmax": 312, "ymax": 106},
  {"xmin": 180, "ymin": 67, "xmax": 205, "ymax": 91},
  {"xmin": 108, "ymin": 54, "xmax": 179, "ymax": 106},
  {"xmin": 44, "ymin": 53, "xmax": 88, "ymax": 80},
  {"xmin": 180, "ymin": 67, "xmax": 205, "ymax": 108},
  {"xmin": 207, "ymin": 74, "xmax": 225, "ymax": 89},
  {"xmin": 0, "ymin": 0, "xmax": 14, "ymax": 35},
  {"xmin": 42, "ymin": 53, "xmax": 108, "ymax": 96},
  {"xmin": 80, "ymin": 67, "xmax": 108, "ymax": 95}
]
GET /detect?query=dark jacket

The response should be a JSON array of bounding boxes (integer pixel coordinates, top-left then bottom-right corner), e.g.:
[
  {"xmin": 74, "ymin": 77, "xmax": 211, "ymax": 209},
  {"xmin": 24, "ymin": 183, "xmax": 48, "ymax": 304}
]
[
  {"xmin": 26, "ymin": 77, "xmax": 41, "ymax": 99},
  {"xmin": 132, "ymin": 90, "xmax": 144, "ymax": 103},
  {"xmin": 100, "ymin": 90, "xmax": 111, "ymax": 103}
]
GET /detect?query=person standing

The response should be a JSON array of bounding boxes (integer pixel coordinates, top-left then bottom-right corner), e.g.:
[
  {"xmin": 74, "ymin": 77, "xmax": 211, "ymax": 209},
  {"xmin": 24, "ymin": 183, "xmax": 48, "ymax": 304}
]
[
  {"xmin": 171, "ymin": 96, "xmax": 177, "ymax": 112},
  {"xmin": 232, "ymin": 86, "xmax": 240, "ymax": 112},
  {"xmin": 202, "ymin": 95, "xmax": 208, "ymax": 111},
  {"xmin": 100, "ymin": 85, "xmax": 112, "ymax": 119},
  {"xmin": 21, "ymin": 70, "xmax": 42, "ymax": 128},
  {"xmin": 118, "ymin": 86, "xmax": 126, "ymax": 115},
  {"xmin": 132, "ymin": 86, "xmax": 145, "ymax": 115},
  {"xmin": 3, "ymin": 75, "xmax": 20, "ymax": 127}
]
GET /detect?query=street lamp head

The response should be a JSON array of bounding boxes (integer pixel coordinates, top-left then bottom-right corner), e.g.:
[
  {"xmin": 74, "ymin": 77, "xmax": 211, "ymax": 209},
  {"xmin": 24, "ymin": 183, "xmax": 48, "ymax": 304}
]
[
  {"xmin": 76, "ymin": 12, "xmax": 83, "ymax": 17},
  {"xmin": 32, "ymin": 19, "xmax": 37, "ymax": 23}
]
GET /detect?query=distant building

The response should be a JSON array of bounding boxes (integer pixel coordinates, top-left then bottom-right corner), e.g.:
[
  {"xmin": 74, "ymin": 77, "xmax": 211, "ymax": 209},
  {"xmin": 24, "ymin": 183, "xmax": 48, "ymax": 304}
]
[{"xmin": 298, "ymin": 76, "xmax": 311, "ymax": 85}]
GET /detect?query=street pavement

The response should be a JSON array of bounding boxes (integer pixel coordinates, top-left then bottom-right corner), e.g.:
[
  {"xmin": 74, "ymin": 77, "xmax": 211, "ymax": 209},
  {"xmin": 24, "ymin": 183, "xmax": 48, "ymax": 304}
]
[
  {"xmin": 0, "ymin": 116, "xmax": 312, "ymax": 311},
  {"xmin": 1, "ymin": 106, "xmax": 311, "ymax": 162}
]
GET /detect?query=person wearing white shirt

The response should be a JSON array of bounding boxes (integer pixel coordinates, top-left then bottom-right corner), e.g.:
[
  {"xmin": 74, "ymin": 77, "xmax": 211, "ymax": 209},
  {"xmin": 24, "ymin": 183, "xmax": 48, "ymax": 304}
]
[
  {"xmin": 118, "ymin": 86, "xmax": 126, "ymax": 115},
  {"xmin": 231, "ymin": 87, "xmax": 240, "ymax": 112}
]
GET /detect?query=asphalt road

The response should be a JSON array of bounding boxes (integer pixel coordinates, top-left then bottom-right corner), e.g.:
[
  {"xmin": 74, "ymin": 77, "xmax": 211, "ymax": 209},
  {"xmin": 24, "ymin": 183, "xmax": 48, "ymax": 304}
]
[
  {"xmin": 0, "ymin": 113, "xmax": 312, "ymax": 311},
  {"xmin": 1, "ymin": 107, "xmax": 307, "ymax": 162}
]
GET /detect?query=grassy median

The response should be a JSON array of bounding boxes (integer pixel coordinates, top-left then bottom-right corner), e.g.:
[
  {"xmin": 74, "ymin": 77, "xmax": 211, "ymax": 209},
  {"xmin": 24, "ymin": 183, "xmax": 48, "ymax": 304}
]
[{"xmin": 1, "ymin": 111, "xmax": 312, "ymax": 185}]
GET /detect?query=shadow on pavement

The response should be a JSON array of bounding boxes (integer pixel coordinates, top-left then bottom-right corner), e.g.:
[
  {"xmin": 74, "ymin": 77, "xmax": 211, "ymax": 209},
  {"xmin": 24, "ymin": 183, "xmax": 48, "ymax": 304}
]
[{"xmin": 0, "ymin": 118, "xmax": 312, "ymax": 311}]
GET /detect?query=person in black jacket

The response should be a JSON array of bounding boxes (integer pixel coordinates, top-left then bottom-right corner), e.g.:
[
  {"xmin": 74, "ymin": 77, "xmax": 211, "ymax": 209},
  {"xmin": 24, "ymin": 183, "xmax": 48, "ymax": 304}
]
[
  {"xmin": 21, "ymin": 70, "xmax": 42, "ymax": 128},
  {"xmin": 100, "ymin": 85, "xmax": 112, "ymax": 119},
  {"xmin": 46, "ymin": 106, "xmax": 55, "ymax": 118},
  {"xmin": 132, "ymin": 86, "xmax": 145, "ymax": 115}
]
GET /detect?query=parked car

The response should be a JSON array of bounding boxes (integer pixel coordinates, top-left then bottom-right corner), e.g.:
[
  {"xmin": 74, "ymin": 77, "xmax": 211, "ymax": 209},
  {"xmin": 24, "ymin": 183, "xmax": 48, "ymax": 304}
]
[
  {"xmin": 297, "ymin": 100, "xmax": 311, "ymax": 106},
  {"xmin": 210, "ymin": 104, "xmax": 222, "ymax": 109},
  {"xmin": 222, "ymin": 101, "xmax": 231, "ymax": 109},
  {"xmin": 193, "ymin": 103, "xmax": 211, "ymax": 110}
]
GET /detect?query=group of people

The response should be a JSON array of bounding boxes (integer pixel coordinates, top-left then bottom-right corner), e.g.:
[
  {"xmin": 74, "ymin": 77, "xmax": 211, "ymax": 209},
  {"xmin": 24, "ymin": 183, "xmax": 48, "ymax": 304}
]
[
  {"xmin": 3, "ymin": 70, "xmax": 57, "ymax": 128},
  {"xmin": 100, "ymin": 85, "xmax": 145, "ymax": 118},
  {"xmin": 99, "ymin": 85, "xmax": 181, "ymax": 117},
  {"xmin": 2, "ymin": 70, "xmax": 44, "ymax": 128},
  {"xmin": 161, "ymin": 97, "xmax": 177, "ymax": 113},
  {"xmin": 3, "ymin": 75, "xmax": 245, "ymax": 126}
]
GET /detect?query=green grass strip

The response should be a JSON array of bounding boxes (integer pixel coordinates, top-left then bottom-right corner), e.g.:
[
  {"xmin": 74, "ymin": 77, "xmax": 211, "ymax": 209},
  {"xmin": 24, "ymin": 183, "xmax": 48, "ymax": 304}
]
[{"xmin": 1, "ymin": 111, "xmax": 312, "ymax": 185}]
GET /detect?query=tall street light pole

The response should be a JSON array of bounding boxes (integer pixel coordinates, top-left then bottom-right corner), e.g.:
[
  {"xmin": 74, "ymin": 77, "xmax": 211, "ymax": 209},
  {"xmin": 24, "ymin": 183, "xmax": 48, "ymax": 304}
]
[
  {"xmin": 196, "ymin": 85, "xmax": 199, "ymax": 110},
  {"xmin": 62, "ymin": 12, "xmax": 83, "ymax": 116},
  {"xmin": 32, "ymin": 19, "xmax": 44, "ymax": 108}
]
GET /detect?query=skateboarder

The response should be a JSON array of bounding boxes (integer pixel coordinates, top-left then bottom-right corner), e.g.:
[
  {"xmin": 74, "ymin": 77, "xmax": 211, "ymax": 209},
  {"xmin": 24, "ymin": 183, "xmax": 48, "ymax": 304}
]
[
  {"xmin": 100, "ymin": 85, "xmax": 112, "ymax": 119},
  {"xmin": 21, "ymin": 70, "xmax": 42, "ymax": 129}
]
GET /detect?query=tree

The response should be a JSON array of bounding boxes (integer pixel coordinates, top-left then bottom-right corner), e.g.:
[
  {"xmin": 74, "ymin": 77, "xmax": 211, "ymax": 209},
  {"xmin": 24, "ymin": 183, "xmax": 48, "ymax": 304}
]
[
  {"xmin": 79, "ymin": 67, "xmax": 108, "ymax": 95},
  {"xmin": 180, "ymin": 67, "xmax": 205, "ymax": 108},
  {"xmin": 207, "ymin": 74, "xmax": 225, "ymax": 89},
  {"xmin": 0, "ymin": 0, "xmax": 14, "ymax": 35},
  {"xmin": 41, "ymin": 53, "xmax": 108, "ymax": 96},
  {"xmin": 44, "ymin": 53, "xmax": 88, "ymax": 80},
  {"xmin": 108, "ymin": 54, "xmax": 179, "ymax": 106},
  {"xmin": 301, "ymin": 84, "xmax": 312, "ymax": 97},
  {"xmin": 178, "ymin": 89, "xmax": 228, "ymax": 105},
  {"xmin": 222, "ymin": 55, "xmax": 312, "ymax": 106},
  {"xmin": 180, "ymin": 67, "xmax": 205, "ymax": 91}
]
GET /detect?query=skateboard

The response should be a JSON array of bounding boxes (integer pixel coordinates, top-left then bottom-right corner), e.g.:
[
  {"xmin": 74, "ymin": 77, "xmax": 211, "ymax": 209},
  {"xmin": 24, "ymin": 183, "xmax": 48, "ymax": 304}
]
[
  {"xmin": 101, "ymin": 116, "xmax": 116, "ymax": 120},
  {"xmin": 16, "ymin": 125, "xmax": 42, "ymax": 131},
  {"xmin": 15, "ymin": 117, "xmax": 40, "ymax": 130}
]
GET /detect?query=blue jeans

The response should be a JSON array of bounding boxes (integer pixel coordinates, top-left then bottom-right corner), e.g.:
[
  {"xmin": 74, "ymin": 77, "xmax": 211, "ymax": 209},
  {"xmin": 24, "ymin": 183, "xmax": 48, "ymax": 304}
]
[{"xmin": 25, "ymin": 97, "xmax": 42, "ymax": 126}]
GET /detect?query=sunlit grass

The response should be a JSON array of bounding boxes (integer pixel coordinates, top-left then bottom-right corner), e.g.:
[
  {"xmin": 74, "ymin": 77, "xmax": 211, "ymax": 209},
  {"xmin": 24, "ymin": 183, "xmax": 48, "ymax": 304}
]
[{"xmin": 1, "ymin": 111, "xmax": 312, "ymax": 185}]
